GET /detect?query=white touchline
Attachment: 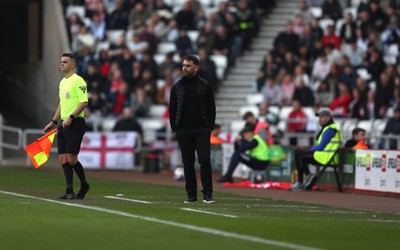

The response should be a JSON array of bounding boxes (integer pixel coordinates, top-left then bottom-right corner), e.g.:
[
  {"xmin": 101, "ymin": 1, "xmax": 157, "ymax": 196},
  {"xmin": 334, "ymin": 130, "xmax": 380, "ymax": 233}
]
[
  {"xmin": 104, "ymin": 196, "xmax": 152, "ymax": 204},
  {"xmin": 181, "ymin": 208, "xmax": 239, "ymax": 218},
  {"xmin": 0, "ymin": 190, "xmax": 321, "ymax": 250}
]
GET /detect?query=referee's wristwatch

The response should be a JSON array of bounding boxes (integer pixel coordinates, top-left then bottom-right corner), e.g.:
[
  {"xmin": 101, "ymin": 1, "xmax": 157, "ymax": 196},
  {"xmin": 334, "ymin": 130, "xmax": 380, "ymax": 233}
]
[{"xmin": 69, "ymin": 114, "xmax": 75, "ymax": 119}]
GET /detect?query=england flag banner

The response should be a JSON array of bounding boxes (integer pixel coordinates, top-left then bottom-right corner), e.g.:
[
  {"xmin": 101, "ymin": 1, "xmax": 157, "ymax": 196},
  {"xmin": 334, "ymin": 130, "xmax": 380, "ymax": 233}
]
[{"xmin": 79, "ymin": 132, "xmax": 137, "ymax": 170}]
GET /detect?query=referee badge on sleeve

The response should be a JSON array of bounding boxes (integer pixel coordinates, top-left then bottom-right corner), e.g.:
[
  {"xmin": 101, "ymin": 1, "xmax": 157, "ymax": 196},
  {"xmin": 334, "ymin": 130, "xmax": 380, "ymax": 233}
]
[{"xmin": 65, "ymin": 92, "xmax": 70, "ymax": 99}]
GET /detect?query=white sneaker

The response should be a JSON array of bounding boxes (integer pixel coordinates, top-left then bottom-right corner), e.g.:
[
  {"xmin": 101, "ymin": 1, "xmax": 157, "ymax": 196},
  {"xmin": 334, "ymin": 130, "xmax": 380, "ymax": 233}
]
[
  {"xmin": 304, "ymin": 173, "xmax": 315, "ymax": 188},
  {"xmin": 289, "ymin": 181, "xmax": 305, "ymax": 191}
]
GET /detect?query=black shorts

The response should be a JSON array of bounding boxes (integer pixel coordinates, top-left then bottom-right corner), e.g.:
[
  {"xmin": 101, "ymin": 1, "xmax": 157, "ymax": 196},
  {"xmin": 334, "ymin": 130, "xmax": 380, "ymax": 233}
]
[{"xmin": 57, "ymin": 118, "xmax": 86, "ymax": 155}]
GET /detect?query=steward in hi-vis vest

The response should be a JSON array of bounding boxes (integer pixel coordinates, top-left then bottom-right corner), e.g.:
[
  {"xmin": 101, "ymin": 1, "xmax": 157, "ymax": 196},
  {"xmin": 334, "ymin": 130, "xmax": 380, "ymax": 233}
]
[
  {"xmin": 217, "ymin": 123, "xmax": 270, "ymax": 184},
  {"xmin": 290, "ymin": 109, "xmax": 343, "ymax": 191}
]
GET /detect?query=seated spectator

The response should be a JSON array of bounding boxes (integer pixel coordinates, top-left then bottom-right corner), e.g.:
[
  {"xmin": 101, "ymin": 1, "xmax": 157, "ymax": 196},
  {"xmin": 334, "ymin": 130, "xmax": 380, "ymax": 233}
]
[
  {"xmin": 113, "ymin": 107, "xmax": 143, "ymax": 138},
  {"xmin": 349, "ymin": 88, "xmax": 369, "ymax": 120},
  {"xmin": 128, "ymin": 2, "xmax": 151, "ymax": 30},
  {"xmin": 138, "ymin": 69, "xmax": 158, "ymax": 103},
  {"xmin": 366, "ymin": 48, "xmax": 386, "ymax": 82},
  {"xmin": 175, "ymin": 28, "xmax": 194, "ymax": 55},
  {"xmin": 375, "ymin": 72, "xmax": 394, "ymax": 118},
  {"xmin": 293, "ymin": 79, "xmax": 315, "ymax": 107},
  {"xmin": 311, "ymin": 52, "xmax": 332, "ymax": 90},
  {"xmin": 175, "ymin": 1, "xmax": 196, "ymax": 30},
  {"xmin": 322, "ymin": 25, "xmax": 341, "ymax": 49},
  {"xmin": 72, "ymin": 25, "xmax": 96, "ymax": 52},
  {"xmin": 196, "ymin": 21, "xmax": 215, "ymax": 52},
  {"xmin": 314, "ymin": 80, "xmax": 335, "ymax": 107},
  {"xmin": 131, "ymin": 87, "xmax": 153, "ymax": 118},
  {"xmin": 258, "ymin": 101, "xmax": 279, "ymax": 126},
  {"xmin": 325, "ymin": 43, "xmax": 342, "ymax": 65},
  {"xmin": 236, "ymin": 0, "xmax": 258, "ymax": 51},
  {"xmin": 158, "ymin": 52, "xmax": 179, "ymax": 79},
  {"xmin": 89, "ymin": 12, "xmax": 106, "ymax": 41},
  {"xmin": 137, "ymin": 25, "xmax": 158, "ymax": 55},
  {"xmin": 342, "ymin": 39, "xmax": 364, "ymax": 67},
  {"xmin": 156, "ymin": 70, "xmax": 174, "ymax": 105},
  {"xmin": 114, "ymin": 45, "xmax": 136, "ymax": 82},
  {"xmin": 212, "ymin": 25, "xmax": 231, "ymax": 59},
  {"xmin": 344, "ymin": 127, "xmax": 369, "ymax": 149},
  {"xmin": 223, "ymin": 11, "xmax": 242, "ymax": 60},
  {"xmin": 107, "ymin": 82, "xmax": 131, "ymax": 117},
  {"xmin": 339, "ymin": 64, "xmax": 357, "ymax": 91},
  {"xmin": 295, "ymin": 0, "xmax": 313, "ymax": 25},
  {"xmin": 66, "ymin": 12, "xmax": 84, "ymax": 45},
  {"xmin": 108, "ymin": 0, "xmax": 129, "ymax": 30},
  {"xmin": 287, "ymin": 100, "xmax": 308, "ymax": 145},
  {"xmin": 273, "ymin": 21, "xmax": 299, "ymax": 54},
  {"xmin": 292, "ymin": 15, "xmax": 306, "ymax": 38},
  {"xmin": 109, "ymin": 68, "xmax": 126, "ymax": 93},
  {"xmin": 281, "ymin": 51, "xmax": 297, "ymax": 75},
  {"xmin": 83, "ymin": 61, "xmax": 102, "ymax": 93},
  {"xmin": 321, "ymin": 0, "xmax": 342, "ymax": 21},
  {"xmin": 340, "ymin": 12, "xmax": 357, "ymax": 44},
  {"xmin": 87, "ymin": 90, "xmax": 107, "ymax": 117},
  {"xmin": 368, "ymin": 0, "xmax": 388, "ymax": 33},
  {"xmin": 216, "ymin": 123, "xmax": 270, "ymax": 183},
  {"xmin": 278, "ymin": 74, "xmax": 296, "ymax": 106},
  {"xmin": 260, "ymin": 54, "xmax": 279, "ymax": 80},
  {"xmin": 127, "ymin": 33, "xmax": 149, "ymax": 61},
  {"xmin": 261, "ymin": 77, "xmax": 280, "ymax": 106},
  {"xmin": 329, "ymin": 82, "xmax": 352, "ymax": 117},
  {"xmin": 197, "ymin": 48, "xmax": 219, "ymax": 91},
  {"xmin": 242, "ymin": 111, "xmax": 273, "ymax": 145},
  {"xmin": 380, "ymin": 107, "xmax": 400, "ymax": 149},
  {"xmin": 147, "ymin": 13, "xmax": 169, "ymax": 41}
]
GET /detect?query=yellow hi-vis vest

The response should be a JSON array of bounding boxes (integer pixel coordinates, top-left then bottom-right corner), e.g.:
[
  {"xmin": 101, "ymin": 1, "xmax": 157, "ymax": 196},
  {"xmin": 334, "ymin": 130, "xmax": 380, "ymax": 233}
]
[
  {"xmin": 313, "ymin": 123, "xmax": 342, "ymax": 165},
  {"xmin": 248, "ymin": 134, "xmax": 270, "ymax": 161}
]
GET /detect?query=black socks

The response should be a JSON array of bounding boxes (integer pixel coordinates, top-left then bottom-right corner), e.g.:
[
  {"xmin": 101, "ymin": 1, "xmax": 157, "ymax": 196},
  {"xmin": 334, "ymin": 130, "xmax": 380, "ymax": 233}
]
[
  {"xmin": 72, "ymin": 161, "xmax": 88, "ymax": 186},
  {"xmin": 62, "ymin": 163, "xmax": 74, "ymax": 194}
]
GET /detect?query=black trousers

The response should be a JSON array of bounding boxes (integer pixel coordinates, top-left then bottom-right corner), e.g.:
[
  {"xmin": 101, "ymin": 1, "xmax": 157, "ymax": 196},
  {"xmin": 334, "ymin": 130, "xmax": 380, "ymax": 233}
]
[
  {"xmin": 225, "ymin": 150, "xmax": 269, "ymax": 178},
  {"xmin": 294, "ymin": 149, "xmax": 318, "ymax": 183},
  {"xmin": 176, "ymin": 128, "xmax": 213, "ymax": 197}
]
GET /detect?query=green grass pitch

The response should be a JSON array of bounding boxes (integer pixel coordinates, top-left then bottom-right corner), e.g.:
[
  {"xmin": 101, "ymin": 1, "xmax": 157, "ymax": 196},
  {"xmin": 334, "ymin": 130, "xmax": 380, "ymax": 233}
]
[{"xmin": 0, "ymin": 166, "xmax": 399, "ymax": 250}]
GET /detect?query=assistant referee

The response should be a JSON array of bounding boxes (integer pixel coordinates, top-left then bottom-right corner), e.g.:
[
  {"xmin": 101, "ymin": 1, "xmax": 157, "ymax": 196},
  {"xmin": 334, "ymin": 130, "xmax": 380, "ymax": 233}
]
[{"xmin": 44, "ymin": 53, "xmax": 90, "ymax": 199}]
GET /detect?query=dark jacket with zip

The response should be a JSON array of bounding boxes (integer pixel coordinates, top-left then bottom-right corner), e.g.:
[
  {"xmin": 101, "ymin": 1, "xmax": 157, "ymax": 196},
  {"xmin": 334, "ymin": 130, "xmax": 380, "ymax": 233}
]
[{"xmin": 169, "ymin": 74, "xmax": 215, "ymax": 133}]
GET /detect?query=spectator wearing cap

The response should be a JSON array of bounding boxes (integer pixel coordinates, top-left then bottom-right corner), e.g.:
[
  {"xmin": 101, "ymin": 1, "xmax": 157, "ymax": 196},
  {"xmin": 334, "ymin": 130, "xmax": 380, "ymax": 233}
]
[{"xmin": 290, "ymin": 108, "xmax": 342, "ymax": 191}]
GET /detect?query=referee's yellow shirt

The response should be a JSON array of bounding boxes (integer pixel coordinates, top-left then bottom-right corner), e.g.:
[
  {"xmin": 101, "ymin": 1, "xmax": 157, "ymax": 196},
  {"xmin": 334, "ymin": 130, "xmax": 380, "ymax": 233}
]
[{"xmin": 59, "ymin": 73, "xmax": 88, "ymax": 120}]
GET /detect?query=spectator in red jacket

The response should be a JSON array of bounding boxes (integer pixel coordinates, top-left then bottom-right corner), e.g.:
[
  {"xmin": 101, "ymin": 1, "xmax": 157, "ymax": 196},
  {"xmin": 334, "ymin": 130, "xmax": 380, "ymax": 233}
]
[
  {"xmin": 287, "ymin": 99, "xmax": 307, "ymax": 145},
  {"xmin": 329, "ymin": 82, "xmax": 352, "ymax": 117}
]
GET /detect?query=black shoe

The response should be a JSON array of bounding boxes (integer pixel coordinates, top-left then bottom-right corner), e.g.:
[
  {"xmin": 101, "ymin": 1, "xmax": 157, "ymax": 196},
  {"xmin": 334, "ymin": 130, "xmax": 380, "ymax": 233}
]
[
  {"xmin": 58, "ymin": 192, "xmax": 75, "ymax": 199},
  {"xmin": 76, "ymin": 183, "xmax": 90, "ymax": 199},
  {"xmin": 203, "ymin": 195, "xmax": 216, "ymax": 204},
  {"xmin": 184, "ymin": 197, "xmax": 198, "ymax": 203},
  {"xmin": 216, "ymin": 175, "xmax": 233, "ymax": 183}
]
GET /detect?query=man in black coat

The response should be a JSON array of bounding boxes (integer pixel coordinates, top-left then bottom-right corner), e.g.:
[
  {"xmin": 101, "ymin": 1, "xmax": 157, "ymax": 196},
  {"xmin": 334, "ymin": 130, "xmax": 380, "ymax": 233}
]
[{"xmin": 169, "ymin": 55, "xmax": 216, "ymax": 204}]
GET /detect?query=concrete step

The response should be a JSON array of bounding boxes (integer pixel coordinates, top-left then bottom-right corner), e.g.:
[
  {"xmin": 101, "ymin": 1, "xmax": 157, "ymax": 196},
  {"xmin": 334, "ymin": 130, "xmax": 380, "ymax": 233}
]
[
  {"xmin": 216, "ymin": 92, "xmax": 248, "ymax": 99},
  {"xmin": 216, "ymin": 106, "xmax": 242, "ymax": 112},
  {"xmin": 257, "ymin": 31, "xmax": 280, "ymax": 38},
  {"xmin": 262, "ymin": 19, "xmax": 289, "ymax": 25},
  {"xmin": 234, "ymin": 61, "xmax": 262, "ymax": 68},
  {"xmin": 258, "ymin": 25, "xmax": 284, "ymax": 33},
  {"xmin": 267, "ymin": 13, "xmax": 294, "ymax": 21},
  {"xmin": 217, "ymin": 87, "xmax": 252, "ymax": 93},
  {"xmin": 229, "ymin": 67, "xmax": 259, "ymax": 74},
  {"xmin": 240, "ymin": 55, "xmax": 264, "ymax": 63},
  {"xmin": 225, "ymin": 74, "xmax": 256, "ymax": 81},
  {"xmin": 276, "ymin": 2, "xmax": 298, "ymax": 8},
  {"xmin": 216, "ymin": 99, "xmax": 248, "ymax": 106},
  {"xmin": 252, "ymin": 38, "xmax": 274, "ymax": 44},
  {"xmin": 269, "ymin": 8, "xmax": 295, "ymax": 15},
  {"xmin": 216, "ymin": 112, "xmax": 242, "ymax": 120},
  {"xmin": 221, "ymin": 81, "xmax": 252, "ymax": 87},
  {"xmin": 251, "ymin": 43, "xmax": 273, "ymax": 50}
]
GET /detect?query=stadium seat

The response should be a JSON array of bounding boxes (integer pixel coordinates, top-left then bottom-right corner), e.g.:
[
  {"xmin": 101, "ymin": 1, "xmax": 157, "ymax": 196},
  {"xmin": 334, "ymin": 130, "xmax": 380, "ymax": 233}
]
[
  {"xmin": 149, "ymin": 105, "xmax": 167, "ymax": 118},
  {"xmin": 344, "ymin": 7, "xmax": 357, "ymax": 19},
  {"xmin": 210, "ymin": 55, "xmax": 228, "ymax": 80},
  {"xmin": 269, "ymin": 106, "xmax": 280, "ymax": 116},
  {"xmin": 96, "ymin": 41, "xmax": 110, "ymax": 53},
  {"xmin": 318, "ymin": 19, "xmax": 334, "ymax": 34},
  {"xmin": 187, "ymin": 30, "xmax": 200, "ymax": 43},
  {"xmin": 230, "ymin": 120, "xmax": 245, "ymax": 133},
  {"xmin": 239, "ymin": 105, "xmax": 259, "ymax": 117},
  {"xmin": 309, "ymin": 7, "xmax": 322, "ymax": 19},
  {"xmin": 153, "ymin": 54, "xmax": 166, "ymax": 64},
  {"xmin": 246, "ymin": 93, "xmax": 263, "ymax": 105},
  {"xmin": 66, "ymin": 5, "xmax": 85, "ymax": 19},
  {"xmin": 357, "ymin": 120, "xmax": 373, "ymax": 133},
  {"xmin": 106, "ymin": 30, "xmax": 125, "ymax": 45},
  {"xmin": 356, "ymin": 68, "xmax": 371, "ymax": 80},
  {"xmin": 101, "ymin": 118, "xmax": 117, "ymax": 131},
  {"xmin": 157, "ymin": 42, "xmax": 177, "ymax": 54},
  {"xmin": 303, "ymin": 107, "xmax": 315, "ymax": 119},
  {"xmin": 199, "ymin": 0, "xmax": 213, "ymax": 7},
  {"xmin": 279, "ymin": 106, "xmax": 292, "ymax": 120},
  {"xmin": 384, "ymin": 44, "xmax": 399, "ymax": 65},
  {"xmin": 335, "ymin": 18, "xmax": 345, "ymax": 35},
  {"xmin": 157, "ymin": 79, "xmax": 166, "ymax": 89},
  {"xmin": 138, "ymin": 119, "xmax": 166, "ymax": 143}
]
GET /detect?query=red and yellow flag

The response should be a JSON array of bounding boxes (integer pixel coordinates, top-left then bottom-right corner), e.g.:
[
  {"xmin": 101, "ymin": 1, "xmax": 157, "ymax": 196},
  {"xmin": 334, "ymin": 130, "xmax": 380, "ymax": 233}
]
[{"xmin": 25, "ymin": 129, "xmax": 57, "ymax": 168}]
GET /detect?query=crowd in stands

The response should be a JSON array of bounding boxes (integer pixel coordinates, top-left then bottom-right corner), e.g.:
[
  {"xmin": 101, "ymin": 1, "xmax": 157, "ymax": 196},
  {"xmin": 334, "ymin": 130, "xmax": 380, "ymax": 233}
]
[
  {"xmin": 61, "ymin": 0, "xmax": 272, "ymax": 122},
  {"xmin": 255, "ymin": 0, "xmax": 400, "ymax": 122}
]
